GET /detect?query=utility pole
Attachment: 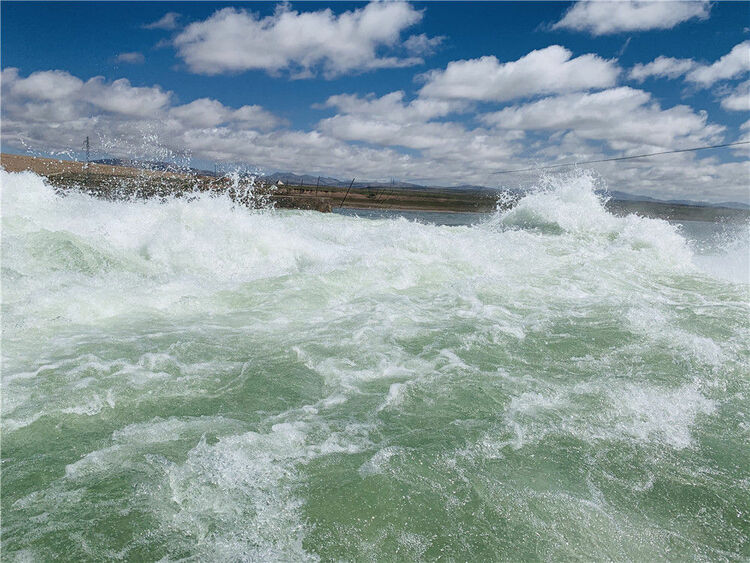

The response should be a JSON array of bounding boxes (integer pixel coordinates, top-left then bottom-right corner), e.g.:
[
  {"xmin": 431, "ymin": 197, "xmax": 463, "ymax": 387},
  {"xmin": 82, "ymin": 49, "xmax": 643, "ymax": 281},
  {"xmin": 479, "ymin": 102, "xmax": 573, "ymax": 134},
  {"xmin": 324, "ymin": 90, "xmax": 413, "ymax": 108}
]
[
  {"xmin": 83, "ymin": 136, "xmax": 90, "ymax": 172},
  {"xmin": 339, "ymin": 178, "xmax": 356, "ymax": 208}
]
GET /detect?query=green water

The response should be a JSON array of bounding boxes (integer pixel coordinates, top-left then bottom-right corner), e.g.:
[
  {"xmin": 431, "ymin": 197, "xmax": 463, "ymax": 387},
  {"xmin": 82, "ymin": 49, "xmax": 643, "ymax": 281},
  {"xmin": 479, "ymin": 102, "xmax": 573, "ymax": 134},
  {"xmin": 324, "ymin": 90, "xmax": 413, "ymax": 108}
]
[{"xmin": 2, "ymin": 170, "xmax": 749, "ymax": 560}]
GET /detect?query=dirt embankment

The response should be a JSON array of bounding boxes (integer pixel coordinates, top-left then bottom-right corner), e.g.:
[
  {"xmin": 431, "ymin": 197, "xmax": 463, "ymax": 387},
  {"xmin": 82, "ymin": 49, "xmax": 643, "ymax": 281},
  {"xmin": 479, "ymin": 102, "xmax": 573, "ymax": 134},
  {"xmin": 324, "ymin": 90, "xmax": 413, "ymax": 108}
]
[
  {"xmin": 0, "ymin": 153, "xmax": 498, "ymax": 213},
  {"xmin": 1, "ymin": 153, "xmax": 188, "ymax": 179},
  {"xmin": 0, "ymin": 153, "xmax": 334, "ymax": 212}
]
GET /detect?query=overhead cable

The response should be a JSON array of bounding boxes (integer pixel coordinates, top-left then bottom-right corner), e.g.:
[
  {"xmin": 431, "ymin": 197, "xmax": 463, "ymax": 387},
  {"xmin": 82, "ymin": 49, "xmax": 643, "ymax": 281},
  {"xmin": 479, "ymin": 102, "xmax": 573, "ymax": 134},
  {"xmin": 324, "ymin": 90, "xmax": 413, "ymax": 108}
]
[{"xmin": 491, "ymin": 140, "xmax": 750, "ymax": 175}]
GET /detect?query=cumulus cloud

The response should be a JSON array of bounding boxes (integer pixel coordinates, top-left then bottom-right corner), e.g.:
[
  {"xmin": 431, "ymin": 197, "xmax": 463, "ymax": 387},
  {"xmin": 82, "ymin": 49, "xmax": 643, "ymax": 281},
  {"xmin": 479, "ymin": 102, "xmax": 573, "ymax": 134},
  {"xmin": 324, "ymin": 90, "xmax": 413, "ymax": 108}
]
[
  {"xmin": 482, "ymin": 87, "xmax": 724, "ymax": 150},
  {"xmin": 167, "ymin": 98, "xmax": 282, "ymax": 130},
  {"xmin": 686, "ymin": 41, "xmax": 750, "ymax": 86},
  {"xmin": 0, "ymin": 68, "xmax": 280, "ymax": 163},
  {"xmin": 84, "ymin": 77, "xmax": 171, "ymax": 117},
  {"xmin": 5, "ymin": 68, "xmax": 83, "ymax": 101},
  {"xmin": 1, "ymin": 67, "xmax": 745, "ymax": 202},
  {"xmin": 0, "ymin": 68, "xmax": 517, "ymax": 190},
  {"xmin": 629, "ymin": 56, "xmax": 695, "ymax": 82},
  {"xmin": 552, "ymin": 0, "xmax": 711, "ymax": 35},
  {"xmin": 314, "ymin": 85, "xmax": 734, "ymax": 201},
  {"xmin": 629, "ymin": 41, "xmax": 750, "ymax": 90},
  {"xmin": 173, "ymin": 3, "xmax": 433, "ymax": 78},
  {"xmin": 320, "ymin": 115, "xmax": 465, "ymax": 151},
  {"xmin": 143, "ymin": 12, "xmax": 180, "ymax": 30},
  {"xmin": 318, "ymin": 91, "xmax": 483, "ymax": 151},
  {"xmin": 2, "ymin": 69, "xmax": 171, "ymax": 119},
  {"xmin": 721, "ymin": 80, "xmax": 750, "ymax": 111},
  {"xmin": 418, "ymin": 45, "xmax": 619, "ymax": 102},
  {"xmin": 115, "ymin": 52, "xmax": 145, "ymax": 64}
]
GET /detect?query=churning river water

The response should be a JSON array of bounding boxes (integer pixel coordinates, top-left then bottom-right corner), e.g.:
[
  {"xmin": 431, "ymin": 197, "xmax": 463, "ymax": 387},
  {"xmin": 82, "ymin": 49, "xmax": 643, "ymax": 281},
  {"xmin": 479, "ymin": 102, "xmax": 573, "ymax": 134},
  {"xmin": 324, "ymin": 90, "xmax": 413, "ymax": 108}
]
[{"xmin": 2, "ymin": 169, "xmax": 749, "ymax": 560}]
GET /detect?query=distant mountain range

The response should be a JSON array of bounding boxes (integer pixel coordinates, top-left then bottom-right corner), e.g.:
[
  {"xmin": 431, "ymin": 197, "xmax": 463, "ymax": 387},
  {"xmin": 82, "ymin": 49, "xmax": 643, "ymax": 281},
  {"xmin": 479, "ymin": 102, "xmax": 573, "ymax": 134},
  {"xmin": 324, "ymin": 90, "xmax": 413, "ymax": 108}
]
[
  {"xmin": 92, "ymin": 159, "xmax": 749, "ymax": 210},
  {"xmin": 263, "ymin": 172, "xmax": 519, "ymax": 193},
  {"xmin": 262, "ymin": 172, "xmax": 426, "ymax": 190},
  {"xmin": 605, "ymin": 190, "xmax": 750, "ymax": 210}
]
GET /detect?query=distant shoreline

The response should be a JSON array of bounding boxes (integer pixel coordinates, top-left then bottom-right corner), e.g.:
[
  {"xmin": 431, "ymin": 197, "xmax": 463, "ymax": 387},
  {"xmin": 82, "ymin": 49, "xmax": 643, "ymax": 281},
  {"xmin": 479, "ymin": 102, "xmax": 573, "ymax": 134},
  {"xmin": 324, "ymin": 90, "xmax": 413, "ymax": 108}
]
[{"xmin": 2, "ymin": 153, "xmax": 747, "ymax": 221}]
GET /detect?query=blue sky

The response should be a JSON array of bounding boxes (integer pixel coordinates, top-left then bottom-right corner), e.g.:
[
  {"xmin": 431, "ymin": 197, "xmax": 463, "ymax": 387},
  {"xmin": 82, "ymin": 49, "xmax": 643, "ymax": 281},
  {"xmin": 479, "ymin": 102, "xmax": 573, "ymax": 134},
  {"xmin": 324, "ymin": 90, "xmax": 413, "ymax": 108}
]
[{"xmin": 2, "ymin": 1, "xmax": 749, "ymax": 201}]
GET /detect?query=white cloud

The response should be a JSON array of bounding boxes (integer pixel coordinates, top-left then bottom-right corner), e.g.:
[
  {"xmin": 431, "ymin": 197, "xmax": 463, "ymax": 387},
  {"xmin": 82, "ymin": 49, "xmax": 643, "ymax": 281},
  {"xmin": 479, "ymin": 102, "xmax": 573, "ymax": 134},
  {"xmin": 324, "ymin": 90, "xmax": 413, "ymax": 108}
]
[
  {"xmin": 629, "ymin": 56, "xmax": 695, "ymax": 82},
  {"xmin": 2, "ymin": 67, "xmax": 745, "ymax": 203},
  {"xmin": 319, "ymin": 115, "xmax": 452, "ymax": 151},
  {"xmin": 6, "ymin": 68, "xmax": 83, "ymax": 101},
  {"xmin": 231, "ymin": 105, "xmax": 285, "ymax": 130},
  {"xmin": 83, "ymin": 78, "xmax": 171, "ymax": 118},
  {"xmin": 721, "ymin": 80, "xmax": 750, "ymax": 111},
  {"xmin": 316, "ymin": 91, "xmax": 523, "ymax": 165},
  {"xmin": 144, "ymin": 12, "xmax": 181, "ymax": 30},
  {"xmin": 324, "ymin": 91, "xmax": 462, "ymax": 122},
  {"xmin": 115, "ymin": 52, "xmax": 145, "ymax": 64},
  {"xmin": 404, "ymin": 33, "xmax": 443, "ymax": 56},
  {"xmin": 314, "ymin": 92, "xmax": 520, "ymax": 177},
  {"xmin": 319, "ymin": 92, "xmax": 472, "ymax": 150},
  {"xmin": 553, "ymin": 0, "xmax": 711, "ymax": 35},
  {"xmin": 0, "ymin": 68, "xmax": 282, "ymax": 162},
  {"xmin": 686, "ymin": 41, "xmax": 750, "ymax": 86},
  {"xmin": 483, "ymin": 87, "xmax": 724, "ymax": 150},
  {"xmin": 167, "ymin": 98, "xmax": 232, "ymax": 128},
  {"xmin": 628, "ymin": 41, "xmax": 750, "ymax": 92},
  {"xmin": 167, "ymin": 98, "xmax": 282, "ymax": 130},
  {"xmin": 419, "ymin": 46, "xmax": 619, "ymax": 102},
  {"xmin": 585, "ymin": 157, "xmax": 749, "ymax": 203},
  {"xmin": 173, "ymin": 3, "xmax": 432, "ymax": 78},
  {"xmin": 2, "ymin": 69, "xmax": 171, "ymax": 120}
]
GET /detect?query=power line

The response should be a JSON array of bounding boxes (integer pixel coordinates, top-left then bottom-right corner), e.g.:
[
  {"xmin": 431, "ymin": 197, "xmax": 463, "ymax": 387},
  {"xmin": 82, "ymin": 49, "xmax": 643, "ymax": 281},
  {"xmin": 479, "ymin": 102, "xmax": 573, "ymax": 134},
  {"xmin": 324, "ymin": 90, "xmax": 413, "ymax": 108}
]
[{"xmin": 491, "ymin": 140, "xmax": 750, "ymax": 175}]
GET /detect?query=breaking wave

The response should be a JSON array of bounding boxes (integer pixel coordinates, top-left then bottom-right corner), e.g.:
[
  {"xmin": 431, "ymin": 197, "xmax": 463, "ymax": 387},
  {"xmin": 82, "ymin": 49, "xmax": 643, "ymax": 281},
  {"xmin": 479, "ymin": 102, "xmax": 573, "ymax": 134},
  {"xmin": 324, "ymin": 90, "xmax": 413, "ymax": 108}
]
[{"xmin": 2, "ymin": 169, "xmax": 748, "ymax": 560}]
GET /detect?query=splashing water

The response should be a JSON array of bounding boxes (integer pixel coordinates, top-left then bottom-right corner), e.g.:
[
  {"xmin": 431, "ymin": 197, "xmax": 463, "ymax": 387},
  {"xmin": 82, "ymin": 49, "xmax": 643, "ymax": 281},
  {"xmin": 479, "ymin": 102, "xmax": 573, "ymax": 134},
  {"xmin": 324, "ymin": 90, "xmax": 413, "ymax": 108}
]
[
  {"xmin": 224, "ymin": 170, "xmax": 277, "ymax": 210},
  {"xmin": 2, "ymin": 169, "xmax": 748, "ymax": 560}
]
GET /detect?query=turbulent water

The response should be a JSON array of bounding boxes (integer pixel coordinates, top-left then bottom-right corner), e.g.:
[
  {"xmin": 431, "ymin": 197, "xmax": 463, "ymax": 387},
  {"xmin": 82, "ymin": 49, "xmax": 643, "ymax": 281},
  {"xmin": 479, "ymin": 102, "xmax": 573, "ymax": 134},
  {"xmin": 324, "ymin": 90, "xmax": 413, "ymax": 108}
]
[{"xmin": 2, "ymin": 169, "xmax": 749, "ymax": 561}]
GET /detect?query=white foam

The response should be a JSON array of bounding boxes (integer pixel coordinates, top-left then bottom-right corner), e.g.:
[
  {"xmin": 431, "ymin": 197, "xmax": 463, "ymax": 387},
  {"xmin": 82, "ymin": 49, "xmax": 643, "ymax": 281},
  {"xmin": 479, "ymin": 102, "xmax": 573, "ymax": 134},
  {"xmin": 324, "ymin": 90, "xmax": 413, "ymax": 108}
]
[
  {"xmin": 492, "ymin": 381, "xmax": 716, "ymax": 452},
  {"xmin": 610, "ymin": 382, "xmax": 716, "ymax": 449},
  {"xmin": 692, "ymin": 221, "xmax": 750, "ymax": 284},
  {"xmin": 152, "ymin": 422, "xmax": 315, "ymax": 561},
  {"xmin": 3, "ymin": 168, "xmax": 746, "ymax": 559}
]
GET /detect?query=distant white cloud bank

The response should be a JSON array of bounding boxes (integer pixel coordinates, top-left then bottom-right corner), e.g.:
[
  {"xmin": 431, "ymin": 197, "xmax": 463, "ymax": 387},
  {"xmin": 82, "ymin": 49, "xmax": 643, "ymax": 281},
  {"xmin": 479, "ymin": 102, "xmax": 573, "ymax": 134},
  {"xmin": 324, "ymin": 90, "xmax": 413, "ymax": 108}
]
[{"xmin": 553, "ymin": 0, "xmax": 711, "ymax": 35}]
